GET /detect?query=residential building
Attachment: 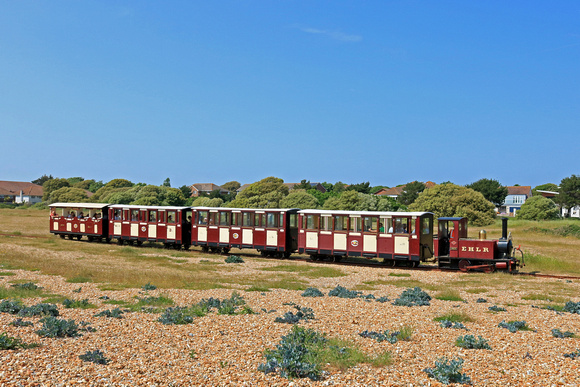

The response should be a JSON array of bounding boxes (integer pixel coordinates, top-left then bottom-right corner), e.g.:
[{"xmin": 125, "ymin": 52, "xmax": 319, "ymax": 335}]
[
  {"xmin": 0, "ymin": 181, "xmax": 43, "ymax": 204},
  {"xmin": 501, "ymin": 186, "xmax": 532, "ymax": 216},
  {"xmin": 189, "ymin": 183, "xmax": 229, "ymax": 197}
]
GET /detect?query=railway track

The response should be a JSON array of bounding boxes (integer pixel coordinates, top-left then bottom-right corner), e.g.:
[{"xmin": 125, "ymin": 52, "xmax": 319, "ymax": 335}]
[{"xmin": 2, "ymin": 232, "xmax": 580, "ymax": 281}]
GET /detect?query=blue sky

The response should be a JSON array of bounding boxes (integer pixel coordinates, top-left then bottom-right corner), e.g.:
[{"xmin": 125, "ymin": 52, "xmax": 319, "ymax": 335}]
[{"xmin": 1, "ymin": 1, "xmax": 578, "ymax": 189}]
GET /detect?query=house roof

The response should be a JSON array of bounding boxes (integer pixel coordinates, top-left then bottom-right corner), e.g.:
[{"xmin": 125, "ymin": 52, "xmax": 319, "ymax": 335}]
[
  {"xmin": 374, "ymin": 181, "xmax": 436, "ymax": 197},
  {"xmin": 0, "ymin": 181, "xmax": 43, "ymax": 196},
  {"xmin": 190, "ymin": 183, "xmax": 227, "ymax": 192},
  {"xmin": 507, "ymin": 186, "xmax": 532, "ymax": 196}
]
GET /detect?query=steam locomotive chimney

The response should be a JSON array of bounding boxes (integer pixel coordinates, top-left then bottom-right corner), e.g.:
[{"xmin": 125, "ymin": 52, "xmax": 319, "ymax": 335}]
[{"xmin": 501, "ymin": 218, "xmax": 508, "ymax": 240}]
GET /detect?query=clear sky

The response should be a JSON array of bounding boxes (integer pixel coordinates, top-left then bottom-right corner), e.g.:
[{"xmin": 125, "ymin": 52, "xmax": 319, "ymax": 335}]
[{"xmin": 1, "ymin": 1, "xmax": 578, "ymax": 189}]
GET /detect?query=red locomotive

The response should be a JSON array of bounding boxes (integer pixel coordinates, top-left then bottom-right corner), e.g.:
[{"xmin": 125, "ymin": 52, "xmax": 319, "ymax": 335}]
[{"xmin": 49, "ymin": 203, "xmax": 521, "ymax": 272}]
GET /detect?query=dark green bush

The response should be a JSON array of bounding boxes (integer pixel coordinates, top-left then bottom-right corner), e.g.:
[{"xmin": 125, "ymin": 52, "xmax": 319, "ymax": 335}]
[
  {"xmin": 94, "ymin": 308, "xmax": 125, "ymax": 319},
  {"xmin": 392, "ymin": 287, "xmax": 431, "ymax": 307},
  {"xmin": 0, "ymin": 332, "xmax": 26, "ymax": 350},
  {"xmin": 224, "ymin": 255, "xmax": 244, "ymax": 263},
  {"xmin": 439, "ymin": 320, "xmax": 468, "ymax": 330},
  {"xmin": 564, "ymin": 350, "xmax": 580, "ymax": 359},
  {"xmin": 36, "ymin": 317, "xmax": 80, "ymax": 338},
  {"xmin": 359, "ymin": 327, "xmax": 412, "ymax": 344},
  {"xmin": 551, "ymin": 328, "xmax": 575, "ymax": 338},
  {"xmin": 18, "ymin": 303, "xmax": 59, "ymax": 317},
  {"xmin": 498, "ymin": 320, "xmax": 531, "ymax": 333},
  {"xmin": 301, "ymin": 287, "xmax": 324, "ymax": 297},
  {"xmin": 62, "ymin": 298, "xmax": 95, "ymax": 309},
  {"xmin": 328, "ymin": 285, "xmax": 374, "ymax": 300},
  {"xmin": 10, "ymin": 318, "xmax": 33, "ymax": 327},
  {"xmin": 476, "ymin": 298, "xmax": 488, "ymax": 303},
  {"xmin": 141, "ymin": 283, "xmax": 157, "ymax": 291},
  {"xmin": 423, "ymin": 357, "xmax": 472, "ymax": 385},
  {"xmin": 0, "ymin": 299, "xmax": 24, "ymax": 314},
  {"xmin": 275, "ymin": 306, "xmax": 315, "ymax": 324},
  {"xmin": 488, "ymin": 305, "xmax": 506, "ymax": 312},
  {"xmin": 79, "ymin": 349, "xmax": 110, "ymax": 365},
  {"xmin": 564, "ymin": 301, "xmax": 580, "ymax": 314},
  {"xmin": 158, "ymin": 307, "xmax": 196, "ymax": 325},
  {"xmin": 258, "ymin": 326, "xmax": 327, "ymax": 380},
  {"xmin": 455, "ymin": 335, "xmax": 492, "ymax": 350},
  {"xmin": 10, "ymin": 282, "xmax": 41, "ymax": 290}
]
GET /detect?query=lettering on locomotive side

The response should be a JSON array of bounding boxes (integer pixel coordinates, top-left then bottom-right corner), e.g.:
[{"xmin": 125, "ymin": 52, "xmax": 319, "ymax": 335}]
[{"xmin": 461, "ymin": 246, "xmax": 490, "ymax": 253}]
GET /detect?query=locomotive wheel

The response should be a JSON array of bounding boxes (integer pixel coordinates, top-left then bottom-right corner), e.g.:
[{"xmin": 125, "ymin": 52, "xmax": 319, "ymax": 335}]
[{"xmin": 458, "ymin": 259, "xmax": 471, "ymax": 272}]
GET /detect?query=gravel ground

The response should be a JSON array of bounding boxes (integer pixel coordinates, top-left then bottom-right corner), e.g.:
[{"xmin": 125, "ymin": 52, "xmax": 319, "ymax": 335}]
[{"xmin": 1, "ymin": 261, "xmax": 580, "ymax": 386}]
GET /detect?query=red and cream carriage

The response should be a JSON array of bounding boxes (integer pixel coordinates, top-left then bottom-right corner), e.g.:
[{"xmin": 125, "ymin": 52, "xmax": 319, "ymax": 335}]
[
  {"xmin": 190, "ymin": 207, "xmax": 300, "ymax": 256},
  {"xmin": 49, "ymin": 202, "xmax": 109, "ymax": 241},
  {"xmin": 297, "ymin": 209, "xmax": 434, "ymax": 265},
  {"xmin": 108, "ymin": 204, "xmax": 191, "ymax": 248}
]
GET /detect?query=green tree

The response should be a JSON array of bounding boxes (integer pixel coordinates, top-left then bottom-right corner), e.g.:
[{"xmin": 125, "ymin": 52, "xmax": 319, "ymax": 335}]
[
  {"xmin": 532, "ymin": 183, "xmax": 559, "ymax": 196},
  {"xmin": 228, "ymin": 177, "xmax": 289, "ymax": 208},
  {"xmin": 88, "ymin": 180, "xmax": 104, "ymax": 193},
  {"xmin": 48, "ymin": 187, "xmax": 89, "ymax": 203},
  {"xmin": 42, "ymin": 178, "xmax": 70, "ymax": 201},
  {"xmin": 73, "ymin": 179, "xmax": 93, "ymax": 191},
  {"xmin": 398, "ymin": 181, "xmax": 426, "ymax": 206},
  {"xmin": 556, "ymin": 175, "xmax": 580, "ymax": 217},
  {"xmin": 346, "ymin": 182, "xmax": 371, "ymax": 194},
  {"xmin": 162, "ymin": 188, "xmax": 186, "ymax": 206},
  {"xmin": 104, "ymin": 179, "xmax": 134, "ymax": 189},
  {"xmin": 516, "ymin": 196, "xmax": 560, "ymax": 220},
  {"xmin": 292, "ymin": 179, "xmax": 312, "ymax": 190},
  {"xmin": 221, "ymin": 181, "xmax": 241, "ymax": 192},
  {"xmin": 67, "ymin": 177, "xmax": 85, "ymax": 186},
  {"xmin": 179, "ymin": 185, "xmax": 192, "ymax": 199},
  {"xmin": 162, "ymin": 178, "xmax": 171, "ymax": 187},
  {"xmin": 32, "ymin": 174, "xmax": 53, "ymax": 186},
  {"xmin": 280, "ymin": 191, "xmax": 319, "ymax": 209},
  {"xmin": 409, "ymin": 184, "xmax": 496, "ymax": 226},
  {"xmin": 465, "ymin": 178, "xmax": 508, "ymax": 207}
]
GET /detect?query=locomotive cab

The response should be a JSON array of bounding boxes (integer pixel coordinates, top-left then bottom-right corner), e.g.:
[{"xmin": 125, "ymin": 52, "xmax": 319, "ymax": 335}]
[{"xmin": 437, "ymin": 217, "xmax": 467, "ymax": 257}]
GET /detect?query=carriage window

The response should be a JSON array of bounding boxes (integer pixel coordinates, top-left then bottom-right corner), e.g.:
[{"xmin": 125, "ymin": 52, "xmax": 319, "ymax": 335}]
[
  {"xmin": 167, "ymin": 211, "xmax": 176, "ymax": 224},
  {"xmin": 279, "ymin": 213, "xmax": 284, "ymax": 228},
  {"xmin": 148, "ymin": 211, "xmax": 157, "ymax": 222},
  {"xmin": 289, "ymin": 213, "xmax": 297, "ymax": 228},
  {"xmin": 334, "ymin": 215, "xmax": 347, "ymax": 231},
  {"xmin": 198, "ymin": 211, "xmax": 208, "ymax": 225},
  {"xmin": 131, "ymin": 210, "xmax": 139, "ymax": 221},
  {"xmin": 254, "ymin": 214, "xmax": 261, "ymax": 227},
  {"xmin": 260, "ymin": 214, "xmax": 266, "ymax": 227},
  {"xmin": 158, "ymin": 211, "xmax": 165, "ymax": 223},
  {"xmin": 422, "ymin": 218, "xmax": 431, "ymax": 235},
  {"xmin": 113, "ymin": 209, "xmax": 121, "ymax": 220},
  {"xmin": 349, "ymin": 217, "xmax": 362, "ymax": 232},
  {"xmin": 363, "ymin": 217, "xmax": 377, "ymax": 232},
  {"xmin": 232, "ymin": 213, "xmax": 241, "ymax": 226},
  {"xmin": 219, "ymin": 212, "xmax": 230, "ymax": 226},
  {"xmin": 266, "ymin": 213, "xmax": 277, "ymax": 228},
  {"xmin": 394, "ymin": 218, "xmax": 408, "ymax": 233},
  {"xmin": 322, "ymin": 217, "xmax": 332, "ymax": 231},
  {"xmin": 209, "ymin": 212, "xmax": 217, "ymax": 225},
  {"xmin": 410, "ymin": 219, "xmax": 416, "ymax": 234},
  {"xmin": 242, "ymin": 212, "xmax": 253, "ymax": 227},
  {"xmin": 305, "ymin": 214, "xmax": 319, "ymax": 230}
]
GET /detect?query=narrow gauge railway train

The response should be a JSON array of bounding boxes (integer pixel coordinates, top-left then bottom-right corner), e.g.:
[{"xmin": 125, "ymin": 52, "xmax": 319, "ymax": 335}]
[{"xmin": 49, "ymin": 203, "xmax": 522, "ymax": 272}]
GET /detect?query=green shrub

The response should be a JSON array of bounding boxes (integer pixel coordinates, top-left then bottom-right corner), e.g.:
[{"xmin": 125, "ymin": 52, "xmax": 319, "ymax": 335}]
[
  {"xmin": 18, "ymin": 303, "xmax": 59, "ymax": 317},
  {"xmin": 328, "ymin": 285, "xmax": 374, "ymax": 300},
  {"xmin": 488, "ymin": 305, "xmax": 506, "ymax": 312},
  {"xmin": 10, "ymin": 282, "xmax": 41, "ymax": 290},
  {"xmin": 275, "ymin": 306, "xmax": 315, "ymax": 324},
  {"xmin": 564, "ymin": 350, "xmax": 580, "ymax": 359},
  {"xmin": 0, "ymin": 299, "xmax": 24, "ymax": 314},
  {"xmin": 10, "ymin": 318, "xmax": 33, "ymax": 327},
  {"xmin": 498, "ymin": 320, "xmax": 532, "ymax": 333},
  {"xmin": 392, "ymin": 287, "xmax": 431, "ymax": 307},
  {"xmin": 157, "ymin": 307, "xmax": 196, "ymax": 325},
  {"xmin": 552, "ymin": 329, "xmax": 576, "ymax": 338},
  {"xmin": 359, "ymin": 326, "xmax": 413, "ymax": 344},
  {"xmin": 455, "ymin": 335, "xmax": 492, "ymax": 350},
  {"xmin": 301, "ymin": 287, "xmax": 324, "ymax": 297},
  {"xmin": 0, "ymin": 332, "xmax": 38, "ymax": 350},
  {"xmin": 476, "ymin": 298, "xmax": 488, "ymax": 303},
  {"xmin": 141, "ymin": 283, "xmax": 157, "ymax": 291},
  {"xmin": 79, "ymin": 349, "xmax": 110, "ymax": 365},
  {"xmin": 94, "ymin": 308, "xmax": 125, "ymax": 319},
  {"xmin": 258, "ymin": 326, "xmax": 327, "ymax": 380},
  {"xmin": 36, "ymin": 317, "xmax": 80, "ymax": 338},
  {"xmin": 375, "ymin": 296, "xmax": 390, "ymax": 303},
  {"xmin": 424, "ymin": 357, "xmax": 471, "ymax": 385},
  {"xmin": 439, "ymin": 320, "xmax": 468, "ymax": 330},
  {"xmin": 225, "ymin": 255, "xmax": 244, "ymax": 263},
  {"xmin": 564, "ymin": 301, "xmax": 580, "ymax": 314}
]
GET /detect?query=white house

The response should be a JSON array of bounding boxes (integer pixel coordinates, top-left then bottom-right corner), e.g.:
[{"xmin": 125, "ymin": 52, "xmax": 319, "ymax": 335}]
[
  {"xmin": 0, "ymin": 181, "xmax": 44, "ymax": 204},
  {"xmin": 500, "ymin": 186, "xmax": 532, "ymax": 216}
]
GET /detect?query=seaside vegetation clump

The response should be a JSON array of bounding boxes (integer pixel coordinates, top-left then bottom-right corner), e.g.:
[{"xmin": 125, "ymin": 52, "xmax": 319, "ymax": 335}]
[
  {"xmin": 36, "ymin": 317, "xmax": 80, "ymax": 338},
  {"xmin": 423, "ymin": 357, "xmax": 472, "ymax": 385},
  {"xmin": 392, "ymin": 287, "xmax": 431, "ymax": 307}
]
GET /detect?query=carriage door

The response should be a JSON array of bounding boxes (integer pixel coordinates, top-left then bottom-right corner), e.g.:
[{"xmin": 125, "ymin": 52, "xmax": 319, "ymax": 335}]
[
  {"xmin": 304, "ymin": 214, "xmax": 319, "ymax": 250},
  {"xmin": 362, "ymin": 216, "xmax": 377, "ymax": 255},
  {"xmin": 393, "ymin": 217, "xmax": 410, "ymax": 257},
  {"xmin": 347, "ymin": 216, "xmax": 363, "ymax": 256},
  {"xmin": 196, "ymin": 210, "xmax": 209, "ymax": 245},
  {"xmin": 266, "ymin": 212, "xmax": 279, "ymax": 248}
]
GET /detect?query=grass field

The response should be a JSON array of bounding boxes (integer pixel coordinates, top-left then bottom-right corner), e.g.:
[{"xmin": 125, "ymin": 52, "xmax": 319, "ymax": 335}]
[{"xmin": 1, "ymin": 208, "xmax": 579, "ymax": 295}]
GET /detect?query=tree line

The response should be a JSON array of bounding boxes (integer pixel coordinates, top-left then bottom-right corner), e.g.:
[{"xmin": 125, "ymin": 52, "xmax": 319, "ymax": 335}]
[{"xmin": 31, "ymin": 174, "xmax": 580, "ymax": 225}]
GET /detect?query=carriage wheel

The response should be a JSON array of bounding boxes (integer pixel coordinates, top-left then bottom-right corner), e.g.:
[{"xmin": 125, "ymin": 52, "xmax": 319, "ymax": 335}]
[
  {"xmin": 411, "ymin": 261, "xmax": 419, "ymax": 268},
  {"xmin": 333, "ymin": 256, "xmax": 342, "ymax": 263},
  {"xmin": 76, "ymin": 235, "xmax": 82, "ymax": 241},
  {"xmin": 117, "ymin": 239, "xmax": 124, "ymax": 245},
  {"xmin": 60, "ymin": 234, "xmax": 65, "ymax": 239},
  {"xmin": 136, "ymin": 240, "xmax": 143, "ymax": 246},
  {"xmin": 183, "ymin": 244, "xmax": 190, "ymax": 251},
  {"xmin": 222, "ymin": 248, "xmax": 230, "ymax": 254},
  {"xmin": 127, "ymin": 240, "xmax": 134, "ymax": 246},
  {"xmin": 458, "ymin": 259, "xmax": 470, "ymax": 272},
  {"xmin": 383, "ymin": 259, "xmax": 395, "ymax": 267},
  {"xmin": 201, "ymin": 246, "xmax": 209, "ymax": 253},
  {"xmin": 87, "ymin": 236, "xmax": 94, "ymax": 242},
  {"xmin": 68, "ymin": 234, "xmax": 74, "ymax": 240},
  {"xmin": 283, "ymin": 251, "xmax": 291, "ymax": 259}
]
